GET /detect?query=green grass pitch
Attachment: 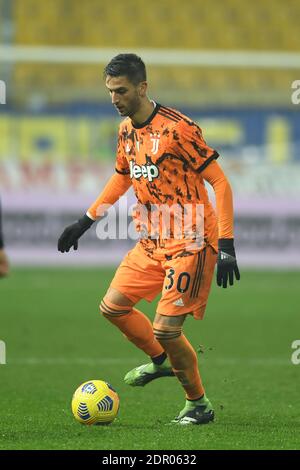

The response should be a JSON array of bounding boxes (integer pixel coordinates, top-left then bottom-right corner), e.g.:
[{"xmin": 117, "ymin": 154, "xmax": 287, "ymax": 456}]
[{"xmin": 0, "ymin": 267, "xmax": 299, "ymax": 450}]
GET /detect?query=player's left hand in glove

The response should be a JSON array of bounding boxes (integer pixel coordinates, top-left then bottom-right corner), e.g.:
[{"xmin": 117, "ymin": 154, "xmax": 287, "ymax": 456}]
[
  {"xmin": 216, "ymin": 238, "xmax": 240, "ymax": 288},
  {"xmin": 58, "ymin": 214, "xmax": 94, "ymax": 253}
]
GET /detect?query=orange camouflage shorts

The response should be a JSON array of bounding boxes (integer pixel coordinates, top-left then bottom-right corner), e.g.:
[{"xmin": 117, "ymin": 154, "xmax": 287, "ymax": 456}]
[{"xmin": 110, "ymin": 241, "xmax": 217, "ymax": 319}]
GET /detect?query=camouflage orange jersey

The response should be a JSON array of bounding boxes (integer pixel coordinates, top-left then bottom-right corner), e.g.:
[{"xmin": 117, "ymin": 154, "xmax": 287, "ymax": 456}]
[{"xmin": 116, "ymin": 103, "xmax": 220, "ymax": 260}]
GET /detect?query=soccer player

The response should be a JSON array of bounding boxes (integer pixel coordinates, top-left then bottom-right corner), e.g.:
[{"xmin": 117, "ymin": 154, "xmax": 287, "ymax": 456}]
[
  {"xmin": 58, "ymin": 54, "xmax": 240, "ymax": 425},
  {"xmin": 0, "ymin": 197, "xmax": 9, "ymax": 277}
]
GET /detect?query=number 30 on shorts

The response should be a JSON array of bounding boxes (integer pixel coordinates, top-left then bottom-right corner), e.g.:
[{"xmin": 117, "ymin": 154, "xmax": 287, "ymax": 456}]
[{"xmin": 165, "ymin": 269, "xmax": 191, "ymax": 294}]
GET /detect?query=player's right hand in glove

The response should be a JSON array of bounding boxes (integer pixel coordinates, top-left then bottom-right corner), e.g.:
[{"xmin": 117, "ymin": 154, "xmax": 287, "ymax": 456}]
[
  {"xmin": 216, "ymin": 238, "xmax": 240, "ymax": 288},
  {"xmin": 58, "ymin": 214, "xmax": 95, "ymax": 253}
]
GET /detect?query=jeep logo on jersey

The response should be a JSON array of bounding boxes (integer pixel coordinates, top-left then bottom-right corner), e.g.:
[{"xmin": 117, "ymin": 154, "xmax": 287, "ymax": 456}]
[{"xmin": 129, "ymin": 158, "xmax": 159, "ymax": 182}]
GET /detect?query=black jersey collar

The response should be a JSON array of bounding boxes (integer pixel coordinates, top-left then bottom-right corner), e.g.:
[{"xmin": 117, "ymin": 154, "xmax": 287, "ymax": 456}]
[{"xmin": 131, "ymin": 102, "xmax": 161, "ymax": 129}]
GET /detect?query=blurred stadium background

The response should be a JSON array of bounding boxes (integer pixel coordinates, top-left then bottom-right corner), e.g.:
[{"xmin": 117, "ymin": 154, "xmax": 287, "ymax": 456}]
[{"xmin": 0, "ymin": 0, "xmax": 300, "ymax": 267}]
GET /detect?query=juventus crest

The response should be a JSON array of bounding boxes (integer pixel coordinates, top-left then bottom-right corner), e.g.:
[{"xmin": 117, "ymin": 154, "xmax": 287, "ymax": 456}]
[{"xmin": 150, "ymin": 133, "xmax": 160, "ymax": 155}]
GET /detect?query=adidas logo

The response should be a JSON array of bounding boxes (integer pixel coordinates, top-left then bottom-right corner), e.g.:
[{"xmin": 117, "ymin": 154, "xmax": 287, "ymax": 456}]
[{"xmin": 173, "ymin": 298, "xmax": 184, "ymax": 307}]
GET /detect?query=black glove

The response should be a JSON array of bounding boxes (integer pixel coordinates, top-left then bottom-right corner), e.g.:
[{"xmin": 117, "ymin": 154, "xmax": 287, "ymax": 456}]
[
  {"xmin": 58, "ymin": 214, "xmax": 94, "ymax": 253},
  {"xmin": 216, "ymin": 238, "xmax": 240, "ymax": 288}
]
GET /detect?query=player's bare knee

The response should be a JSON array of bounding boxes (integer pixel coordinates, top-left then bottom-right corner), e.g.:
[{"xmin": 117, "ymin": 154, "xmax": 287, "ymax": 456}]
[
  {"xmin": 99, "ymin": 296, "xmax": 132, "ymax": 319},
  {"xmin": 99, "ymin": 287, "xmax": 135, "ymax": 319},
  {"xmin": 153, "ymin": 313, "xmax": 185, "ymax": 342},
  {"xmin": 106, "ymin": 287, "xmax": 135, "ymax": 307},
  {"xmin": 153, "ymin": 324, "xmax": 182, "ymax": 342}
]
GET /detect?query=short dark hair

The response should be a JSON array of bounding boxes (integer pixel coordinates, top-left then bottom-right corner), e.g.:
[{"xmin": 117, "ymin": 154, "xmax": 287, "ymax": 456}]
[{"xmin": 104, "ymin": 53, "xmax": 146, "ymax": 85}]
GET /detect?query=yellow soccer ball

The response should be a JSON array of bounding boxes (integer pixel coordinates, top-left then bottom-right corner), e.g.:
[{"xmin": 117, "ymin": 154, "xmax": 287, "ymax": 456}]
[{"xmin": 71, "ymin": 380, "xmax": 120, "ymax": 425}]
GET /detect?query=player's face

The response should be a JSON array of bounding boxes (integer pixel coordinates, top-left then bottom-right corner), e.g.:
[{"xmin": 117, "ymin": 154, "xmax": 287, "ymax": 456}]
[{"xmin": 105, "ymin": 75, "xmax": 145, "ymax": 117}]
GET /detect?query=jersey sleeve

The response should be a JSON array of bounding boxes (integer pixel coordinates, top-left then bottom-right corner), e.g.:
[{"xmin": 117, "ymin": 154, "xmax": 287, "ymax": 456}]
[
  {"xmin": 201, "ymin": 160, "xmax": 234, "ymax": 239},
  {"xmin": 172, "ymin": 119, "xmax": 219, "ymax": 173},
  {"xmin": 115, "ymin": 127, "xmax": 130, "ymax": 175},
  {"xmin": 87, "ymin": 172, "xmax": 131, "ymax": 220}
]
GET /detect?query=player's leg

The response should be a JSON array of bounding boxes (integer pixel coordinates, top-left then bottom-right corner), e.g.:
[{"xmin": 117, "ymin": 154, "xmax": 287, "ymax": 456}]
[
  {"xmin": 153, "ymin": 312, "xmax": 213, "ymax": 425},
  {"xmin": 152, "ymin": 246, "xmax": 217, "ymax": 424},
  {"xmin": 99, "ymin": 244, "xmax": 171, "ymax": 372},
  {"xmin": 100, "ymin": 286, "xmax": 166, "ymax": 362},
  {"xmin": 124, "ymin": 246, "xmax": 217, "ymax": 390}
]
